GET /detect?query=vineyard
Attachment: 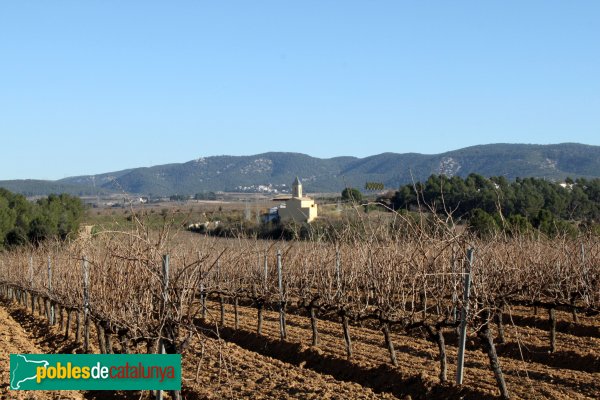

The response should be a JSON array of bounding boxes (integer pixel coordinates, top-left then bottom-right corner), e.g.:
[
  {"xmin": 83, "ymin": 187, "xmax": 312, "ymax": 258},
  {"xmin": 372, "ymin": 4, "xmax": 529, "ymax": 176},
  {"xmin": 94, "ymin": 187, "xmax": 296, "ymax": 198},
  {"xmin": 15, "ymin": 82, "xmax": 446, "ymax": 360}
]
[{"xmin": 0, "ymin": 213, "xmax": 599, "ymax": 399}]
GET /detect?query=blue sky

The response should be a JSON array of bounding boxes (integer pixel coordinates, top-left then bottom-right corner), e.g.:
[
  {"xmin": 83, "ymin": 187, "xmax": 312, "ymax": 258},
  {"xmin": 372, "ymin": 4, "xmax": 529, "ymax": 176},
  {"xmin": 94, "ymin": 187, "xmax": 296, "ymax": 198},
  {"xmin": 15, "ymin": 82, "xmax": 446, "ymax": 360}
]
[{"xmin": 1, "ymin": 1, "xmax": 599, "ymax": 180}]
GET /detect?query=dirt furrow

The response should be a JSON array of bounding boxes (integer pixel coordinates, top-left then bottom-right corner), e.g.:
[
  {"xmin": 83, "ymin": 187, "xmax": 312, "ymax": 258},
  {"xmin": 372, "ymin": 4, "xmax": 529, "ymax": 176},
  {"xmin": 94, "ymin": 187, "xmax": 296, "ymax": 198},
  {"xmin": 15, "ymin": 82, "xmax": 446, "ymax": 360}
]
[
  {"xmin": 203, "ymin": 300, "xmax": 599, "ymax": 399},
  {"xmin": 2, "ymin": 298, "xmax": 398, "ymax": 399},
  {"xmin": 0, "ymin": 300, "xmax": 84, "ymax": 400}
]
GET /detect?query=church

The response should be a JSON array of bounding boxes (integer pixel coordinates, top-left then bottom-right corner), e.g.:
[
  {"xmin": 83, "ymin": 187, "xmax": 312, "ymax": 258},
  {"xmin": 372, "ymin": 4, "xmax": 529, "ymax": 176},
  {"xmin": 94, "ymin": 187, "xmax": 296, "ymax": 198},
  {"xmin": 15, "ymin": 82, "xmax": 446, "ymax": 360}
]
[{"xmin": 278, "ymin": 177, "xmax": 318, "ymax": 223}]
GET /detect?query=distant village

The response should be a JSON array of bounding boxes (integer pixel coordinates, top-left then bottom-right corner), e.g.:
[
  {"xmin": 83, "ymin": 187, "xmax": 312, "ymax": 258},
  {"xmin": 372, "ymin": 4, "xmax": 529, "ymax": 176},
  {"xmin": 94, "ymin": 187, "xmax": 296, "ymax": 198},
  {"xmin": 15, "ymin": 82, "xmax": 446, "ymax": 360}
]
[
  {"xmin": 188, "ymin": 177, "xmax": 319, "ymax": 233},
  {"xmin": 79, "ymin": 177, "xmax": 324, "ymax": 236}
]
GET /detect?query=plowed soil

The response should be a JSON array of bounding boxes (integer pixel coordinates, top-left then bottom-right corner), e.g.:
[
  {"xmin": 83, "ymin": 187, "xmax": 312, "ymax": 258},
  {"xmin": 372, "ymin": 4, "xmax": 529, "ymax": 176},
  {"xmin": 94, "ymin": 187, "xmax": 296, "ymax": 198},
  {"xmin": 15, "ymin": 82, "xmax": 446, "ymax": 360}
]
[
  {"xmin": 201, "ymin": 300, "xmax": 600, "ymax": 399},
  {"xmin": 0, "ymin": 300, "xmax": 83, "ymax": 400},
  {"xmin": 181, "ymin": 334, "xmax": 395, "ymax": 399},
  {"xmin": 1, "ymin": 298, "xmax": 396, "ymax": 399},
  {"xmin": 2, "ymin": 294, "xmax": 598, "ymax": 399}
]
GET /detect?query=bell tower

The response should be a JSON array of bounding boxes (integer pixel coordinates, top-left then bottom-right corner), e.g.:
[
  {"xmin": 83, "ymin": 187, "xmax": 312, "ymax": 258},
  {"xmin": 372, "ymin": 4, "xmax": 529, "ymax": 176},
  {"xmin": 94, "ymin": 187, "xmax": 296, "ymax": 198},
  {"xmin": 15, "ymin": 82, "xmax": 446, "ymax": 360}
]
[{"xmin": 292, "ymin": 176, "xmax": 302, "ymax": 198}]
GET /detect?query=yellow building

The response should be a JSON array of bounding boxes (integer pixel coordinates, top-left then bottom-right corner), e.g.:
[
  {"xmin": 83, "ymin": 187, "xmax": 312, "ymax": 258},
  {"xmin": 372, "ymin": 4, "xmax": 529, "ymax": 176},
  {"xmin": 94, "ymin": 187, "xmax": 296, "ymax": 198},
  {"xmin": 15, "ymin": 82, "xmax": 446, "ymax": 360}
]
[{"xmin": 278, "ymin": 177, "xmax": 318, "ymax": 223}]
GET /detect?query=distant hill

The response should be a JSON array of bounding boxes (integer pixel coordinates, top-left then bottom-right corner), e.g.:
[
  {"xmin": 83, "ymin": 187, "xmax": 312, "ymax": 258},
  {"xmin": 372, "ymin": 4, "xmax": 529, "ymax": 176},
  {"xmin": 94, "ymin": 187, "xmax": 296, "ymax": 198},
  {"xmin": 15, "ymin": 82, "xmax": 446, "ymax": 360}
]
[
  {"xmin": 0, "ymin": 180, "xmax": 117, "ymax": 197},
  {"xmin": 2, "ymin": 143, "xmax": 600, "ymax": 196}
]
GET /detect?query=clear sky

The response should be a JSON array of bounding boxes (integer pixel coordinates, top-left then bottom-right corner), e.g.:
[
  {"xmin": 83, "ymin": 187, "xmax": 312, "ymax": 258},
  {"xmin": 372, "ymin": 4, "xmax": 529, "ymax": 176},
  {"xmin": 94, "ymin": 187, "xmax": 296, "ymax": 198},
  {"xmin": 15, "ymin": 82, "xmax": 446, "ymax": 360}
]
[{"xmin": 1, "ymin": 1, "xmax": 599, "ymax": 180}]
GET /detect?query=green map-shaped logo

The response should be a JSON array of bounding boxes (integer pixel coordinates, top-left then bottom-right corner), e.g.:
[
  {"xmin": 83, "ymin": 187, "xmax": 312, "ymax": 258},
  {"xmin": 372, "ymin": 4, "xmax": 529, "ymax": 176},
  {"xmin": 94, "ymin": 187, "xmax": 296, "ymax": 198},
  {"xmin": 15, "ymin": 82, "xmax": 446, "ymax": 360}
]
[
  {"xmin": 10, "ymin": 354, "xmax": 49, "ymax": 390},
  {"xmin": 9, "ymin": 353, "xmax": 181, "ymax": 391}
]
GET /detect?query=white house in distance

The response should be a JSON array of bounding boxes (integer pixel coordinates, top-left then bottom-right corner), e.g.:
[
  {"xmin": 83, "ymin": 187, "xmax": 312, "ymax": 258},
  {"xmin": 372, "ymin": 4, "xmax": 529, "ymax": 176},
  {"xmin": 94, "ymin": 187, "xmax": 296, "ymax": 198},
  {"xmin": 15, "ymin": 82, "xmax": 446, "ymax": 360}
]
[{"xmin": 277, "ymin": 177, "xmax": 318, "ymax": 223}]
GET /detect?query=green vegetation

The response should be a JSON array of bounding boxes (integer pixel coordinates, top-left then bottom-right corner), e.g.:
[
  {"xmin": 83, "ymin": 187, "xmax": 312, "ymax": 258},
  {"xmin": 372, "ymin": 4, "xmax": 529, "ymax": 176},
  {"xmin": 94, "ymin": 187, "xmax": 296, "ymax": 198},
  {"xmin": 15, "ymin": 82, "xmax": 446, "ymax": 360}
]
[
  {"xmin": 365, "ymin": 182, "xmax": 385, "ymax": 191},
  {"xmin": 341, "ymin": 188, "xmax": 363, "ymax": 203},
  {"xmin": 0, "ymin": 188, "xmax": 84, "ymax": 248},
  {"xmin": 0, "ymin": 179, "xmax": 115, "ymax": 197},
  {"xmin": 194, "ymin": 191, "xmax": 218, "ymax": 200},
  {"xmin": 392, "ymin": 174, "xmax": 600, "ymax": 237},
  {"xmin": 169, "ymin": 194, "xmax": 189, "ymax": 201}
]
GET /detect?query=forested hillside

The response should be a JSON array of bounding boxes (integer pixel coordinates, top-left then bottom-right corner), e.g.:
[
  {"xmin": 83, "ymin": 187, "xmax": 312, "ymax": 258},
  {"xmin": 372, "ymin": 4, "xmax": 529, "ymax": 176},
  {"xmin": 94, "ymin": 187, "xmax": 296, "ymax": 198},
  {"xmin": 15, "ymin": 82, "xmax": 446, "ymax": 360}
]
[
  {"xmin": 1, "ymin": 143, "xmax": 599, "ymax": 196},
  {"xmin": 391, "ymin": 174, "xmax": 600, "ymax": 236}
]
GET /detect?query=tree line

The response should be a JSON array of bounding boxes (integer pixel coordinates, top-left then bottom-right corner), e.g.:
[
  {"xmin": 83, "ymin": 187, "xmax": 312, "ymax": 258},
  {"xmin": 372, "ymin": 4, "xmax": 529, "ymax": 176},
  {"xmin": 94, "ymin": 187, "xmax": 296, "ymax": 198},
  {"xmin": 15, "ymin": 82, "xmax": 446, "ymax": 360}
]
[
  {"xmin": 0, "ymin": 188, "xmax": 84, "ymax": 248},
  {"xmin": 390, "ymin": 174, "xmax": 600, "ymax": 236}
]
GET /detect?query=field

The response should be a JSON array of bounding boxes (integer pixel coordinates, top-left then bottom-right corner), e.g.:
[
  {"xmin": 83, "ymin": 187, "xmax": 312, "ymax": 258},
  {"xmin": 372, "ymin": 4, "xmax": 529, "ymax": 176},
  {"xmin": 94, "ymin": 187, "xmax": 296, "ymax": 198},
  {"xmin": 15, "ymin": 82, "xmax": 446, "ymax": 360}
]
[
  {"xmin": 199, "ymin": 300, "xmax": 599, "ymax": 399},
  {"xmin": 80, "ymin": 193, "xmax": 380, "ymax": 230},
  {"xmin": 0, "ymin": 211, "xmax": 598, "ymax": 399}
]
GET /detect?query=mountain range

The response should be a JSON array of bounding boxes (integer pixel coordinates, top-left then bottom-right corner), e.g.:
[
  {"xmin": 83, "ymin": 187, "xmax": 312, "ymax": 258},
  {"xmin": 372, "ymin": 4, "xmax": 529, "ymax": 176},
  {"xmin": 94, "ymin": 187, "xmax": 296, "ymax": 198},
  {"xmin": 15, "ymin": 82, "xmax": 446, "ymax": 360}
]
[{"xmin": 1, "ymin": 143, "xmax": 599, "ymax": 197}]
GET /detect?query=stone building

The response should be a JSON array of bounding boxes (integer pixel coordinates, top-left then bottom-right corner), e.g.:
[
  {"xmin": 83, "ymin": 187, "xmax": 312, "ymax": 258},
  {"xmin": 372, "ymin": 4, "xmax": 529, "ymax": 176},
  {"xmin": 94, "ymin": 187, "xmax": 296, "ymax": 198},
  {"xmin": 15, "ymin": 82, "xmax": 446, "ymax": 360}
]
[{"xmin": 278, "ymin": 177, "xmax": 318, "ymax": 223}]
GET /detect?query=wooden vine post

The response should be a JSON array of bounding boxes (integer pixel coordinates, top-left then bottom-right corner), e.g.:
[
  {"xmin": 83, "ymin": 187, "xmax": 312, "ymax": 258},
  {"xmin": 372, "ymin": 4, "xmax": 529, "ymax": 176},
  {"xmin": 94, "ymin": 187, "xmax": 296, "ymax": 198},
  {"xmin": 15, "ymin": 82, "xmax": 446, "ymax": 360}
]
[
  {"xmin": 156, "ymin": 254, "xmax": 169, "ymax": 400},
  {"xmin": 48, "ymin": 256, "xmax": 54, "ymax": 325},
  {"xmin": 30, "ymin": 256, "xmax": 35, "ymax": 315},
  {"xmin": 264, "ymin": 251, "xmax": 269, "ymax": 290},
  {"xmin": 335, "ymin": 245, "xmax": 341, "ymax": 297},
  {"xmin": 336, "ymin": 247, "xmax": 352, "ymax": 359},
  {"xmin": 83, "ymin": 257, "xmax": 90, "ymax": 353},
  {"xmin": 309, "ymin": 302, "xmax": 319, "ymax": 346},
  {"xmin": 199, "ymin": 254, "xmax": 206, "ymax": 320},
  {"xmin": 200, "ymin": 281, "xmax": 206, "ymax": 320},
  {"xmin": 576, "ymin": 242, "xmax": 586, "ymax": 322},
  {"xmin": 549, "ymin": 307, "xmax": 557, "ymax": 353},
  {"xmin": 456, "ymin": 248, "xmax": 473, "ymax": 385},
  {"xmin": 27, "ymin": 255, "xmax": 33, "ymax": 309},
  {"xmin": 277, "ymin": 250, "xmax": 287, "ymax": 340},
  {"xmin": 218, "ymin": 259, "xmax": 225, "ymax": 327},
  {"xmin": 257, "ymin": 251, "xmax": 268, "ymax": 335}
]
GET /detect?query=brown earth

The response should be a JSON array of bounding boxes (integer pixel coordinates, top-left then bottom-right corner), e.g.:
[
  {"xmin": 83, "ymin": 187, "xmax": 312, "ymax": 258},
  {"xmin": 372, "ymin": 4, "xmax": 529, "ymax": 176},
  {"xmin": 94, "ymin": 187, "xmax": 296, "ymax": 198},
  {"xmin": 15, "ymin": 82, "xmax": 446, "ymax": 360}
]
[
  {"xmin": 0, "ymin": 300, "xmax": 84, "ymax": 400},
  {"xmin": 3, "ymin": 292, "xmax": 598, "ymax": 399},
  {"xmin": 1, "ymin": 298, "xmax": 396, "ymax": 399},
  {"xmin": 201, "ymin": 300, "xmax": 600, "ymax": 400},
  {"xmin": 181, "ymin": 334, "xmax": 396, "ymax": 400}
]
